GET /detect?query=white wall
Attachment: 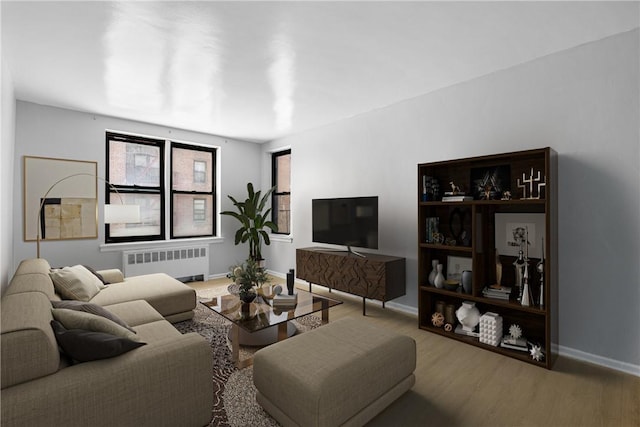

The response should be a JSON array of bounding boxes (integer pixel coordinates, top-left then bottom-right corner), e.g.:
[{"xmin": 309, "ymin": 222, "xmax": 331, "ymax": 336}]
[
  {"xmin": 1, "ymin": 56, "xmax": 16, "ymax": 294},
  {"xmin": 12, "ymin": 102, "xmax": 262, "ymax": 276},
  {"xmin": 262, "ymin": 30, "xmax": 640, "ymax": 370}
]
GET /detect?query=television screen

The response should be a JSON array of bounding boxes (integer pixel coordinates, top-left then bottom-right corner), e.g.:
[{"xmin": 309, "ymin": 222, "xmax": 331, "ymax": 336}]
[{"xmin": 312, "ymin": 197, "xmax": 378, "ymax": 250}]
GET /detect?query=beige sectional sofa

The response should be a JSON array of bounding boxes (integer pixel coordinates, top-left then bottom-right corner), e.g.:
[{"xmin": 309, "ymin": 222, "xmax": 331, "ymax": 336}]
[{"xmin": 1, "ymin": 258, "xmax": 213, "ymax": 427}]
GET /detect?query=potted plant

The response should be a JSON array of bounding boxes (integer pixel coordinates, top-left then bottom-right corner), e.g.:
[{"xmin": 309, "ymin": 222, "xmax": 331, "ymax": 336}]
[
  {"xmin": 228, "ymin": 257, "xmax": 270, "ymax": 303},
  {"xmin": 221, "ymin": 183, "xmax": 278, "ymax": 263}
]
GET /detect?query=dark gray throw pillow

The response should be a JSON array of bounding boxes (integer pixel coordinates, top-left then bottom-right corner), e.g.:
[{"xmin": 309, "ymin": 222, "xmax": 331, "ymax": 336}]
[
  {"xmin": 51, "ymin": 300, "xmax": 136, "ymax": 333},
  {"xmin": 50, "ymin": 320, "xmax": 146, "ymax": 363},
  {"xmin": 83, "ymin": 265, "xmax": 110, "ymax": 285}
]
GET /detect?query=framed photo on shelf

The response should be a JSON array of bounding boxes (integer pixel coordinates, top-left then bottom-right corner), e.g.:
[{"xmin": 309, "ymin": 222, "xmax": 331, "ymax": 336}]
[
  {"xmin": 446, "ymin": 255, "xmax": 472, "ymax": 281},
  {"xmin": 495, "ymin": 213, "xmax": 545, "ymax": 258}
]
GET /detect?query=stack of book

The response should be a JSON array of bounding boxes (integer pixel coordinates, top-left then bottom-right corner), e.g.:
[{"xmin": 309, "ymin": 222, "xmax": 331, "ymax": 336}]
[
  {"xmin": 273, "ymin": 292, "xmax": 298, "ymax": 308},
  {"xmin": 425, "ymin": 217, "xmax": 439, "ymax": 243},
  {"xmin": 500, "ymin": 336, "xmax": 528, "ymax": 352},
  {"xmin": 442, "ymin": 195, "xmax": 473, "ymax": 202},
  {"xmin": 482, "ymin": 285, "xmax": 512, "ymax": 300}
]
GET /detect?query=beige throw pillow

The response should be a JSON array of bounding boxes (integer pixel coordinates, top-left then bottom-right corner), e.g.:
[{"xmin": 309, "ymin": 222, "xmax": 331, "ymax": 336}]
[
  {"xmin": 50, "ymin": 265, "xmax": 104, "ymax": 301},
  {"xmin": 51, "ymin": 308, "xmax": 140, "ymax": 342}
]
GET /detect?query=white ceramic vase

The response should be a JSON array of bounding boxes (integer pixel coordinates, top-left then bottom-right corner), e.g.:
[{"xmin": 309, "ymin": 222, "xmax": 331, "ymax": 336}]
[
  {"xmin": 428, "ymin": 260, "xmax": 439, "ymax": 286},
  {"xmin": 433, "ymin": 264, "xmax": 445, "ymax": 289},
  {"xmin": 456, "ymin": 301, "xmax": 480, "ymax": 332}
]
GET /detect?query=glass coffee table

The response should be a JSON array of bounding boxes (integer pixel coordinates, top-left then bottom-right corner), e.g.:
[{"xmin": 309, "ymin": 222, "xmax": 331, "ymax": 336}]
[{"xmin": 200, "ymin": 287, "xmax": 342, "ymax": 368}]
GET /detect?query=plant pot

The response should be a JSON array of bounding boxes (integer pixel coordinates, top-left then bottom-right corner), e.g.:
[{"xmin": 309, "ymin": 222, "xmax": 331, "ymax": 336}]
[{"xmin": 239, "ymin": 290, "xmax": 257, "ymax": 304}]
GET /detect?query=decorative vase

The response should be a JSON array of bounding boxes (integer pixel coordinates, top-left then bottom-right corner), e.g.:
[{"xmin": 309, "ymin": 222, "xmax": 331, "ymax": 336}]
[
  {"xmin": 428, "ymin": 260, "xmax": 439, "ymax": 286},
  {"xmin": 461, "ymin": 270, "xmax": 472, "ymax": 294},
  {"xmin": 286, "ymin": 269, "xmax": 295, "ymax": 295},
  {"xmin": 495, "ymin": 249, "xmax": 503, "ymax": 285},
  {"xmin": 455, "ymin": 301, "xmax": 480, "ymax": 332},
  {"xmin": 239, "ymin": 289, "xmax": 257, "ymax": 303},
  {"xmin": 433, "ymin": 264, "xmax": 445, "ymax": 289}
]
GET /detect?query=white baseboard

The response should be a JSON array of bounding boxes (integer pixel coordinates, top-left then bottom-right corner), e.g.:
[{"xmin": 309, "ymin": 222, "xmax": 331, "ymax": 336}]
[{"xmin": 554, "ymin": 344, "xmax": 640, "ymax": 377}]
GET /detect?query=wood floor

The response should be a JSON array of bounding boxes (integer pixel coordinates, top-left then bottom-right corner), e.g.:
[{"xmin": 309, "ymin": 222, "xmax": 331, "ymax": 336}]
[{"xmin": 189, "ymin": 278, "xmax": 640, "ymax": 427}]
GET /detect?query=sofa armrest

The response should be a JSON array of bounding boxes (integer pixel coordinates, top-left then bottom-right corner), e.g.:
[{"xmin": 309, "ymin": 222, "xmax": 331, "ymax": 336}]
[
  {"xmin": 97, "ymin": 269, "xmax": 124, "ymax": 284},
  {"xmin": 1, "ymin": 333, "xmax": 213, "ymax": 427}
]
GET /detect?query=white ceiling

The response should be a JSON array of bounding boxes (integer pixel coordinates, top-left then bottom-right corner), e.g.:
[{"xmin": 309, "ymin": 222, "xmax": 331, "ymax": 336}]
[{"xmin": 2, "ymin": 1, "xmax": 638, "ymax": 143}]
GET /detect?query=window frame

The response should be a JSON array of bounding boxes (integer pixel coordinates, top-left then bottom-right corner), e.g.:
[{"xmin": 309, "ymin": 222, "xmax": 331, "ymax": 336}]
[
  {"xmin": 169, "ymin": 141, "xmax": 216, "ymax": 239},
  {"xmin": 271, "ymin": 149, "xmax": 291, "ymax": 235},
  {"xmin": 105, "ymin": 131, "xmax": 166, "ymax": 243}
]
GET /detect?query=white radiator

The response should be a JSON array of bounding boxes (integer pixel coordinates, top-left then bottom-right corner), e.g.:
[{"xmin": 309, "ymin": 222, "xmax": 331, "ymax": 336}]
[{"xmin": 122, "ymin": 246, "xmax": 209, "ymax": 282}]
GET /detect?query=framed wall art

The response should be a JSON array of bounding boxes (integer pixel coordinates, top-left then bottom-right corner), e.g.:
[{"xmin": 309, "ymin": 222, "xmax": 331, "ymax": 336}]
[
  {"xmin": 23, "ymin": 156, "xmax": 98, "ymax": 242},
  {"xmin": 446, "ymin": 255, "xmax": 472, "ymax": 281},
  {"xmin": 470, "ymin": 165, "xmax": 510, "ymax": 200},
  {"xmin": 494, "ymin": 213, "xmax": 545, "ymax": 259}
]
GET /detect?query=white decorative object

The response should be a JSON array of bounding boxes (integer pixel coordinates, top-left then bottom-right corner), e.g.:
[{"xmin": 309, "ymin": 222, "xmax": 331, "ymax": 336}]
[
  {"xmin": 479, "ymin": 312, "xmax": 503, "ymax": 347},
  {"xmin": 455, "ymin": 301, "xmax": 480, "ymax": 333},
  {"xmin": 509, "ymin": 324, "xmax": 522, "ymax": 340},
  {"xmin": 529, "ymin": 344, "xmax": 544, "ymax": 361},
  {"xmin": 428, "ymin": 260, "xmax": 438, "ymax": 285},
  {"xmin": 433, "ymin": 264, "xmax": 445, "ymax": 289}
]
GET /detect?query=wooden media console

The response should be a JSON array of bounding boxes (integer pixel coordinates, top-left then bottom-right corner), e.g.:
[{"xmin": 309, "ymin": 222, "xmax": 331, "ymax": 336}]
[{"xmin": 296, "ymin": 247, "xmax": 406, "ymax": 315}]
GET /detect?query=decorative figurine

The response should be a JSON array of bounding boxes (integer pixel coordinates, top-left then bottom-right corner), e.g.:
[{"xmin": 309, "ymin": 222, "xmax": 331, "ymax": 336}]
[
  {"xmin": 521, "ymin": 263, "xmax": 531, "ymax": 307},
  {"xmin": 509, "ymin": 324, "xmax": 522, "ymax": 340},
  {"xmin": 495, "ymin": 249, "xmax": 503, "ymax": 286},
  {"xmin": 449, "ymin": 181, "xmax": 462, "ymax": 195},
  {"xmin": 513, "ymin": 248, "xmax": 526, "ymax": 302},
  {"xmin": 529, "ymin": 344, "xmax": 544, "ymax": 361},
  {"xmin": 500, "ymin": 190, "xmax": 512, "ymax": 200}
]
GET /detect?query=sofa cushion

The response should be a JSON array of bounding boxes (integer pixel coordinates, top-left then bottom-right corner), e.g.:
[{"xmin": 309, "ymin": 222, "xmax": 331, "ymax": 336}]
[
  {"xmin": 102, "ymin": 300, "xmax": 164, "ymax": 327},
  {"xmin": 90, "ymin": 273, "xmax": 196, "ymax": 319},
  {"xmin": 5, "ymin": 259, "xmax": 57, "ymax": 300},
  {"xmin": 50, "ymin": 320, "xmax": 145, "ymax": 363},
  {"xmin": 50, "ymin": 265, "xmax": 104, "ymax": 301},
  {"xmin": 1, "ymin": 292, "xmax": 60, "ymax": 389},
  {"xmin": 52, "ymin": 300, "xmax": 136, "ymax": 333},
  {"xmin": 51, "ymin": 308, "xmax": 139, "ymax": 342}
]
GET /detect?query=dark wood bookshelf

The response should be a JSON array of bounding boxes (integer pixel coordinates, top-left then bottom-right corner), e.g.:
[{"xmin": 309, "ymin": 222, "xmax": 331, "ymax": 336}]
[{"xmin": 417, "ymin": 147, "xmax": 557, "ymax": 369}]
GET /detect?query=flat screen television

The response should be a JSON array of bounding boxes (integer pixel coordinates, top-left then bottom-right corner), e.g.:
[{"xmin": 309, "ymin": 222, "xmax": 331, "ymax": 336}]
[{"xmin": 312, "ymin": 196, "xmax": 378, "ymax": 252}]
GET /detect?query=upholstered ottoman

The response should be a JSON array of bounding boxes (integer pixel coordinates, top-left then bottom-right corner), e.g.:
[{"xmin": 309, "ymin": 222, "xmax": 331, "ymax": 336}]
[{"xmin": 253, "ymin": 316, "xmax": 416, "ymax": 427}]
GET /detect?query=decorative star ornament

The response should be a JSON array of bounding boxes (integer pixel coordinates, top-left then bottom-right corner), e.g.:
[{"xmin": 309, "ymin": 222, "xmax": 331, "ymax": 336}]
[
  {"xmin": 509, "ymin": 324, "xmax": 522, "ymax": 339},
  {"xmin": 530, "ymin": 344, "xmax": 544, "ymax": 361}
]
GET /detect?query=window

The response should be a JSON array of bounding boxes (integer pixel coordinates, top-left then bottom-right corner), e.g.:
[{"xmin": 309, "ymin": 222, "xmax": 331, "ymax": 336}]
[
  {"xmin": 271, "ymin": 149, "xmax": 291, "ymax": 234},
  {"xmin": 106, "ymin": 132, "xmax": 165, "ymax": 243},
  {"xmin": 194, "ymin": 160, "xmax": 206, "ymax": 183},
  {"xmin": 170, "ymin": 142, "xmax": 215, "ymax": 239},
  {"xmin": 106, "ymin": 132, "xmax": 216, "ymax": 243},
  {"xmin": 193, "ymin": 199, "xmax": 206, "ymax": 221}
]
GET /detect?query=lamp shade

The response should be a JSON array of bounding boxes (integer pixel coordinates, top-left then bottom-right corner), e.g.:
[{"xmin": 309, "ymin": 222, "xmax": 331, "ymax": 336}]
[{"xmin": 104, "ymin": 205, "xmax": 140, "ymax": 224}]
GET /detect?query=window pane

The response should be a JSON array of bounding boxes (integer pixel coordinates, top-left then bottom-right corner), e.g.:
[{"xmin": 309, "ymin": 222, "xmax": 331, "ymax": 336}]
[
  {"xmin": 108, "ymin": 193, "xmax": 161, "ymax": 237},
  {"xmin": 173, "ymin": 194, "xmax": 213, "ymax": 237},
  {"xmin": 273, "ymin": 194, "xmax": 290, "ymax": 234},
  {"xmin": 172, "ymin": 147, "xmax": 212, "ymax": 192},
  {"xmin": 275, "ymin": 153, "xmax": 291, "ymax": 192},
  {"xmin": 109, "ymin": 141, "xmax": 161, "ymax": 187}
]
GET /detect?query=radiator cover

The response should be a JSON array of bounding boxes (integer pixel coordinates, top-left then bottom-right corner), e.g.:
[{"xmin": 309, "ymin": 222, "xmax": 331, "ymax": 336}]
[{"xmin": 123, "ymin": 246, "xmax": 209, "ymax": 282}]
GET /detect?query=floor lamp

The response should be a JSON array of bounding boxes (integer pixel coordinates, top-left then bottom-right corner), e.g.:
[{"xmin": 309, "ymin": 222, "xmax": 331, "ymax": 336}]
[{"xmin": 36, "ymin": 173, "xmax": 140, "ymax": 258}]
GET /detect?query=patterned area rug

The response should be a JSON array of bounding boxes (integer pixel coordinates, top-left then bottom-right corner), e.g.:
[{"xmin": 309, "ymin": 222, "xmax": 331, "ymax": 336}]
[{"xmin": 173, "ymin": 301, "xmax": 321, "ymax": 426}]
